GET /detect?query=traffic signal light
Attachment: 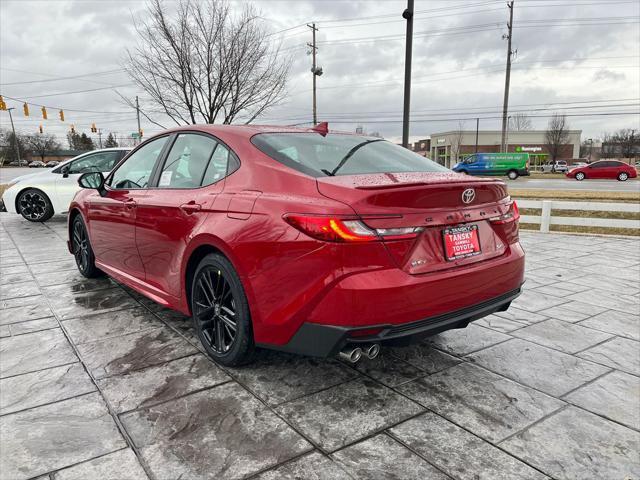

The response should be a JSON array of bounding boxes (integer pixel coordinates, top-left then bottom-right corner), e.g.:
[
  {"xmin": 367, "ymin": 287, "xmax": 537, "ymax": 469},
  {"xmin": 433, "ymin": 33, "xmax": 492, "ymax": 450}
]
[
  {"xmin": 39, "ymin": 125, "xmax": 43, "ymax": 134},
  {"xmin": 41, "ymin": 106, "xmax": 48, "ymax": 120},
  {"xmin": 91, "ymin": 123, "xmax": 97, "ymax": 133},
  {"xmin": 23, "ymin": 103, "xmax": 29, "ymax": 116},
  {"xmin": 59, "ymin": 110, "xmax": 64, "ymax": 122},
  {"xmin": 139, "ymin": 129, "xmax": 143, "ymax": 138},
  {"xmin": 70, "ymin": 124, "xmax": 75, "ymax": 134},
  {"xmin": 0, "ymin": 96, "xmax": 6, "ymax": 110}
]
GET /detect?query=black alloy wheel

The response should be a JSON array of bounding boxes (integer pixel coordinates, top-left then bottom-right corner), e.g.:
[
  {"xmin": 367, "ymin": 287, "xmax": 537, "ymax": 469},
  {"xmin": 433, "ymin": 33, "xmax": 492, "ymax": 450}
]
[
  {"xmin": 72, "ymin": 216, "xmax": 101, "ymax": 278},
  {"xmin": 192, "ymin": 254, "xmax": 254, "ymax": 366},
  {"xmin": 17, "ymin": 189, "xmax": 54, "ymax": 222}
]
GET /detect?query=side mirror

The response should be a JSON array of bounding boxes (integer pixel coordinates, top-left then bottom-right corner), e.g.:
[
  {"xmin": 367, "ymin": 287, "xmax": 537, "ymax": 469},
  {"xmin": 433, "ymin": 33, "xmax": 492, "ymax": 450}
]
[
  {"xmin": 78, "ymin": 171, "xmax": 106, "ymax": 196},
  {"xmin": 61, "ymin": 165, "xmax": 70, "ymax": 178}
]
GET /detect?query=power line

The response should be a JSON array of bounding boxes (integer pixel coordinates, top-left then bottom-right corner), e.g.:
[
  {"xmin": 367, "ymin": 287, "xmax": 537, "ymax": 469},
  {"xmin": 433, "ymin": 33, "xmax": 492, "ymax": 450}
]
[
  {"xmin": 0, "ymin": 69, "xmax": 127, "ymax": 86},
  {"xmin": 263, "ymin": 97, "xmax": 640, "ymax": 119},
  {"xmin": 279, "ymin": 111, "xmax": 639, "ymax": 126},
  {"xmin": 18, "ymin": 84, "xmax": 135, "ymax": 100}
]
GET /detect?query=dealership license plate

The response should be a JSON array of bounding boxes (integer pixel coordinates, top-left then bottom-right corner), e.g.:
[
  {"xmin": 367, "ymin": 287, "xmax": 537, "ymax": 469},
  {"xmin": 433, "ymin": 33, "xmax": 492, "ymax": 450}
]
[{"xmin": 443, "ymin": 225, "xmax": 481, "ymax": 261}]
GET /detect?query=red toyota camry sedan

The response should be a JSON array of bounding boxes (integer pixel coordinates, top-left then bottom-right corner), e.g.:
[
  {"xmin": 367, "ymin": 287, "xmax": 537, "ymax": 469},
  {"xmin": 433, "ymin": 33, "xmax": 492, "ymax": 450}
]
[{"xmin": 68, "ymin": 125, "xmax": 525, "ymax": 366}]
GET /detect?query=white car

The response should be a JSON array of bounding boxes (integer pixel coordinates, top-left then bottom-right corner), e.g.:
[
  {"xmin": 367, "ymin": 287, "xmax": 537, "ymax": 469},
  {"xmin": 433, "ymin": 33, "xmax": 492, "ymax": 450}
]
[
  {"xmin": 541, "ymin": 160, "xmax": 569, "ymax": 173},
  {"xmin": 1, "ymin": 148, "xmax": 130, "ymax": 222}
]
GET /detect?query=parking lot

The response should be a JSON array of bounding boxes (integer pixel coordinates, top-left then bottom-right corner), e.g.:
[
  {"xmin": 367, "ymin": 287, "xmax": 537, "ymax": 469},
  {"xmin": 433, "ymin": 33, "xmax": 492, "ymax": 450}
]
[{"xmin": 0, "ymin": 213, "xmax": 638, "ymax": 480}]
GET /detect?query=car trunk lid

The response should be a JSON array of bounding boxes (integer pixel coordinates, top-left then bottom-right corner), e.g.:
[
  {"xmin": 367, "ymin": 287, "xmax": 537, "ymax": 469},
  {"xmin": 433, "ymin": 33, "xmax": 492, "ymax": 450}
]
[{"xmin": 316, "ymin": 172, "xmax": 513, "ymax": 274}]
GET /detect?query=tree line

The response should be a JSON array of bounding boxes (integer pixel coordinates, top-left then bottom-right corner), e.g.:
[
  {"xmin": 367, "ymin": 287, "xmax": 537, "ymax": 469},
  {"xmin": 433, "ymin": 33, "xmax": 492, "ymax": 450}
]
[{"xmin": 0, "ymin": 129, "xmax": 120, "ymax": 163}]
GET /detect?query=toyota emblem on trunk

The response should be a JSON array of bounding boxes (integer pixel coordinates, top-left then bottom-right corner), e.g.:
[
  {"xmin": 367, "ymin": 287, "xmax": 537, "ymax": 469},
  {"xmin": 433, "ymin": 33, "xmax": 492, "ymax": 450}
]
[{"xmin": 462, "ymin": 189, "xmax": 476, "ymax": 204}]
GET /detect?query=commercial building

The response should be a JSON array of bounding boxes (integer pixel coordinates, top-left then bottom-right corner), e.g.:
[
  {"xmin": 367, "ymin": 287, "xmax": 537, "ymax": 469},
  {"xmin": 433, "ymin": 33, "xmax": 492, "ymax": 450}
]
[{"xmin": 428, "ymin": 130, "xmax": 582, "ymax": 167}]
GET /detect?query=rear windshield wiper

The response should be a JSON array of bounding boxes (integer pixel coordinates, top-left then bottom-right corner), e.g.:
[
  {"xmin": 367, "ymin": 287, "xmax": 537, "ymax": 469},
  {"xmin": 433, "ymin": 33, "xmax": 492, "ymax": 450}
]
[{"xmin": 323, "ymin": 139, "xmax": 385, "ymax": 176}]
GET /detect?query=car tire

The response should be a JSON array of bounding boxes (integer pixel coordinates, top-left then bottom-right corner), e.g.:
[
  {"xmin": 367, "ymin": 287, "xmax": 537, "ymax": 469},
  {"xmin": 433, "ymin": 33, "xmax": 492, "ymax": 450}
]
[
  {"xmin": 507, "ymin": 170, "xmax": 519, "ymax": 180},
  {"xmin": 17, "ymin": 188, "xmax": 54, "ymax": 222},
  {"xmin": 575, "ymin": 172, "xmax": 586, "ymax": 181},
  {"xmin": 459, "ymin": 170, "xmax": 468, "ymax": 175},
  {"xmin": 191, "ymin": 253, "xmax": 254, "ymax": 366},
  {"xmin": 618, "ymin": 172, "xmax": 629, "ymax": 181},
  {"xmin": 72, "ymin": 215, "xmax": 102, "ymax": 278}
]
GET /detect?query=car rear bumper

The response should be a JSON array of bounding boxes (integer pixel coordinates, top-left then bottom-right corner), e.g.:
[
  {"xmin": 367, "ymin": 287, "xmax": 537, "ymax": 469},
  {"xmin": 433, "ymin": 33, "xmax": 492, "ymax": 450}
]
[
  {"xmin": 266, "ymin": 286, "xmax": 521, "ymax": 357},
  {"xmin": 258, "ymin": 242, "xmax": 525, "ymax": 357}
]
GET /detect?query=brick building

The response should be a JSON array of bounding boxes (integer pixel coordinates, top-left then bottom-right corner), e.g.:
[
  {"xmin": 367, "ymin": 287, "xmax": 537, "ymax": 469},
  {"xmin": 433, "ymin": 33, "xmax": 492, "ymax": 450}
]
[{"xmin": 428, "ymin": 130, "xmax": 582, "ymax": 167}]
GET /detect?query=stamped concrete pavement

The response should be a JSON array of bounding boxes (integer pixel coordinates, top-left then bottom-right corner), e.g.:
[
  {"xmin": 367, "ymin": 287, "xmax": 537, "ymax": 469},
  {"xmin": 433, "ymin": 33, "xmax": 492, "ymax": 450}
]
[{"xmin": 0, "ymin": 213, "xmax": 638, "ymax": 480}]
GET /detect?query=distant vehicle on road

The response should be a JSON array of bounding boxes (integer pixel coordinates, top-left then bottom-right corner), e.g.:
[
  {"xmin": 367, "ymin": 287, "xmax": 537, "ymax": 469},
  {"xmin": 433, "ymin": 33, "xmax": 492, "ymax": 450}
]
[
  {"xmin": 28, "ymin": 161, "xmax": 46, "ymax": 168},
  {"xmin": 541, "ymin": 160, "xmax": 568, "ymax": 173},
  {"xmin": 566, "ymin": 160, "xmax": 637, "ymax": 181},
  {"xmin": 7, "ymin": 160, "xmax": 28, "ymax": 167},
  {"xmin": 452, "ymin": 153, "xmax": 530, "ymax": 180},
  {"xmin": 1, "ymin": 148, "xmax": 130, "ymax": 221},
  {"xmin": 45, "ymin": 161, "xmax": 60, "ymax": 167}
]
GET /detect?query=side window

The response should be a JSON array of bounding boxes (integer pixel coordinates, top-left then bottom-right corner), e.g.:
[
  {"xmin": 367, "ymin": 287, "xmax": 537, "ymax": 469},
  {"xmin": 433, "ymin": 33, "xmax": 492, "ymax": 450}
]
[
  {"xmin": 157, "ymin": 134, "xmax": 217, "ymax": 189},
  {"xmin": 591, "ymin": 162, "xmax": 605, "ymax": 168},
  {"xmin": 201, "ymin": 143, "xmax": 237, "ymax": 186},
  {"xmin": 110, "ymin": 137, "xmax": 168, "ymax": 189},
  {"xmin": 68, "ymin": 151, "xmax": 121, "ymax": 174}
]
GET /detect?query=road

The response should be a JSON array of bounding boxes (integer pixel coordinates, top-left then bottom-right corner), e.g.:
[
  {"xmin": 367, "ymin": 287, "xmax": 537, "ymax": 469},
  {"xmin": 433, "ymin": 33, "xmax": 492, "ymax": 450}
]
[
  {"xmin": 2, "ymin": 167, "xmax": 639, "ymax": 193},
  {"xmin": 507, "ymin": 177, "xmax": 640, "ymax": 192}
]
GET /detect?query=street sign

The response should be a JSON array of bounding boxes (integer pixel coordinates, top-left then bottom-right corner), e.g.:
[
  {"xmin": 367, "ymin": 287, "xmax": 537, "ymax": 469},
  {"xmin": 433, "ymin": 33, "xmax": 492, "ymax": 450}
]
[{"xmin": 131, "ymin": 132, "xmax": 140, "ymax": 138}]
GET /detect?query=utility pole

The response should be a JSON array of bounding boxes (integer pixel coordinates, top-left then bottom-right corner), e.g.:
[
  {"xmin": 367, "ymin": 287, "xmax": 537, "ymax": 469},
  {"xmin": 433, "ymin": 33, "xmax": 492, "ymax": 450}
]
[
  {"xmin": 475, "ymin": 117, "xmax": 479, "ymax": 153},
  {"xmin": 6, "ymin": 107, "xmax": 21, "ymax": 161},
  {"xmin": 307, "ymin": 23, "xmax": 320, "ymax": 125},
  {"xmin": 135, "ymin": 95, "xmax": 142, "ymax": 145},
  {"xmin": 500, "ymin": 1, "xmax": 514, "ymax": 153},
  {"xmin": 401, "ymin": 0, "xmax": 414, "ymax": 148},
  {"xmin": 97, "ymin": 129, "xmax": 103, "ymax": 149}
]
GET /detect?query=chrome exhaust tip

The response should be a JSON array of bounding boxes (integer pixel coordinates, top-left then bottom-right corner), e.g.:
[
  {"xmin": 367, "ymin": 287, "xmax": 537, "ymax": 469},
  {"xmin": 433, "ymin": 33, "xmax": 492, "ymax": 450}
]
[
  {"xmin": 338, "ymin": 346, "xmax": 362, "ymax": 363},
  {"xmin": 365, "ymin": 343, "xmax": 381, "ymax": 360}
]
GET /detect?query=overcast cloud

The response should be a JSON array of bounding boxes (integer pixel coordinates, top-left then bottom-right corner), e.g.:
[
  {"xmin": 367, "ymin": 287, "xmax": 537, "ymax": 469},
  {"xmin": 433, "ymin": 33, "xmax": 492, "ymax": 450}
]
[{"xmin": 1, "ymin": 0, "xmax": 638, "ymax": 146}]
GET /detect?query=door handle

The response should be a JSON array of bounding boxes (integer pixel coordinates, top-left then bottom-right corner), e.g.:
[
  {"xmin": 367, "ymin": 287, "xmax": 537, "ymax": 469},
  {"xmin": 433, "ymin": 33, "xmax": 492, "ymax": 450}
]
[
  {"xmin": 124, "ymin": 199, "xmax": 137, "ymax": 210},
  {"xmin": 180, "ymin": 202, "xmax": 202, "ymax": 214}
]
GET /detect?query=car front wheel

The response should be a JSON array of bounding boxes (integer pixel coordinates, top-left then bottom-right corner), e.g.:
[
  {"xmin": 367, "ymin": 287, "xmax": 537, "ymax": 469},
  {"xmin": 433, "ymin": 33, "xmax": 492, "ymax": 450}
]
[
  {"xmin": 17, "ymin": 189, "xmax": 54, "ymax": 222},
  {"xmin": 507, "ymin": 170, "xmax": 519, "ymax": 180},
  {"xmin": 191, "ymin": 253, "xmax": 254, "ymax": 366},
  {"xmin": 575, "ymin": 172, "xmax": 586, "ymax": 181},
  {"xmin": 618, "ymin": 172, "xmax": 629, "ymax": 181}
]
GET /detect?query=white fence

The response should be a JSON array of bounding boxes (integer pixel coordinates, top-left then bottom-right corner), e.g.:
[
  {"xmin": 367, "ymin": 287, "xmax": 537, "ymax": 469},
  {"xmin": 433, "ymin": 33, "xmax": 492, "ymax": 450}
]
[{"xmin": 517, "ymin": 199, "xmax": 640, "ymax": 232}]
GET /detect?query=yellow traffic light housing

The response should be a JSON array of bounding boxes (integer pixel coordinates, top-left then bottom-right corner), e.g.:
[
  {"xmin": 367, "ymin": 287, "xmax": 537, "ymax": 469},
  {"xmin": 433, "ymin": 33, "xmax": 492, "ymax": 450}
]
[
  {"xmin": 0, "ymin": 96, "xmax": 6, "ymax": 110},
  {"xmin": 59, "ymin": 110, "xmax": 64, "ymax": 122},
  {"xmin": 39, "ymin": 125, "xmax": 43, "ymax": 134},
  {"xmin": 23, "ymin": 103, "xmax": 29, "ymax": 116},
  {"xmin": 41, "ymin": 106, "xmax": 48, "ymax": 120}
]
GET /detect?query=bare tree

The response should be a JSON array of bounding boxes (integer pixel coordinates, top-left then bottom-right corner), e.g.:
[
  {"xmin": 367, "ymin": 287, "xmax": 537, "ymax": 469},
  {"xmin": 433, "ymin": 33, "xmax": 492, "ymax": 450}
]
[
  {"xmin": 124, "ymin": 0, "xmax": 290, "ymax": 125},
  {"xmin": 26, "ymin": 134, "xmax": 61, "ymax": 161},
  {"xmin": 509, "ymin": 113, "xmax": 532, "ymax": 131},
  {"xmin": 449, "ymin": 121, "xmax": 466, "ymax": 167},
  {"xmin": 545, "ymin": 113, "xmax": 570, "ymax": 160},
  {"xmin": 600, "ymin": 129, "xmax": 640, "ymax": 160}
]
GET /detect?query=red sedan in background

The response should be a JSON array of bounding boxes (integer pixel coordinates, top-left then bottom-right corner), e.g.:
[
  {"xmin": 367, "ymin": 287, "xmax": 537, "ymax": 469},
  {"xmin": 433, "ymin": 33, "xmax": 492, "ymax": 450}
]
[
  {"xmin": 566, "ymin": 160, "xmax": 637, "ymax": 181},
  {"xmin": 68, "ymin": 124, "xmax": 524, "ymax": 366}
]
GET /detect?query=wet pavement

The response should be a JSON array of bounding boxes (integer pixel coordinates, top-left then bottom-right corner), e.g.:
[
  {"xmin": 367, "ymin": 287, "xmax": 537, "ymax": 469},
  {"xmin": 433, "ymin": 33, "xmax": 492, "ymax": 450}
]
[{"xmin": 0, "ymin": 213, "xmax": 638, "ymax": 480}]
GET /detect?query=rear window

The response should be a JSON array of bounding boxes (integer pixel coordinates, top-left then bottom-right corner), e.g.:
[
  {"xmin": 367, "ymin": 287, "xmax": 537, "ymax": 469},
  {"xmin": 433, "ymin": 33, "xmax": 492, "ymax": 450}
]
[{"xmin": 251, "ymin": 133, "xmax": 449, "ymax": 177}]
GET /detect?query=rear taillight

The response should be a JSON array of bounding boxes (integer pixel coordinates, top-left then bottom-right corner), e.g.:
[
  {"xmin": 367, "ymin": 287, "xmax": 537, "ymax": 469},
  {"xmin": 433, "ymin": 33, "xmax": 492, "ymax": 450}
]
[
  {"xmin": 489, "ymin": 201, "xmax": 520, "ymax": 224},
  {"xmin": 283, "ymin": 214, "xmax": 424, "ymax": 243}
]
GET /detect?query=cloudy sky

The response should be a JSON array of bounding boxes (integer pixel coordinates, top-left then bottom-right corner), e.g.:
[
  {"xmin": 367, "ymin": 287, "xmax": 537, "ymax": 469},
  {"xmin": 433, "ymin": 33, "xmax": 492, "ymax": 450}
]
[{"xmin": 1, "ymin": 0, "xmax": 638, "ymax": 147}]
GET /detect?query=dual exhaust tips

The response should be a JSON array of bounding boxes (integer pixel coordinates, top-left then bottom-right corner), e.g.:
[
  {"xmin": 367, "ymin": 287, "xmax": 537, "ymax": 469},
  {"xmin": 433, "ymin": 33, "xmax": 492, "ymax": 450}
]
[{"xmin": 338, "ymin": 343, "xmax": 380, "ymax": 363}]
